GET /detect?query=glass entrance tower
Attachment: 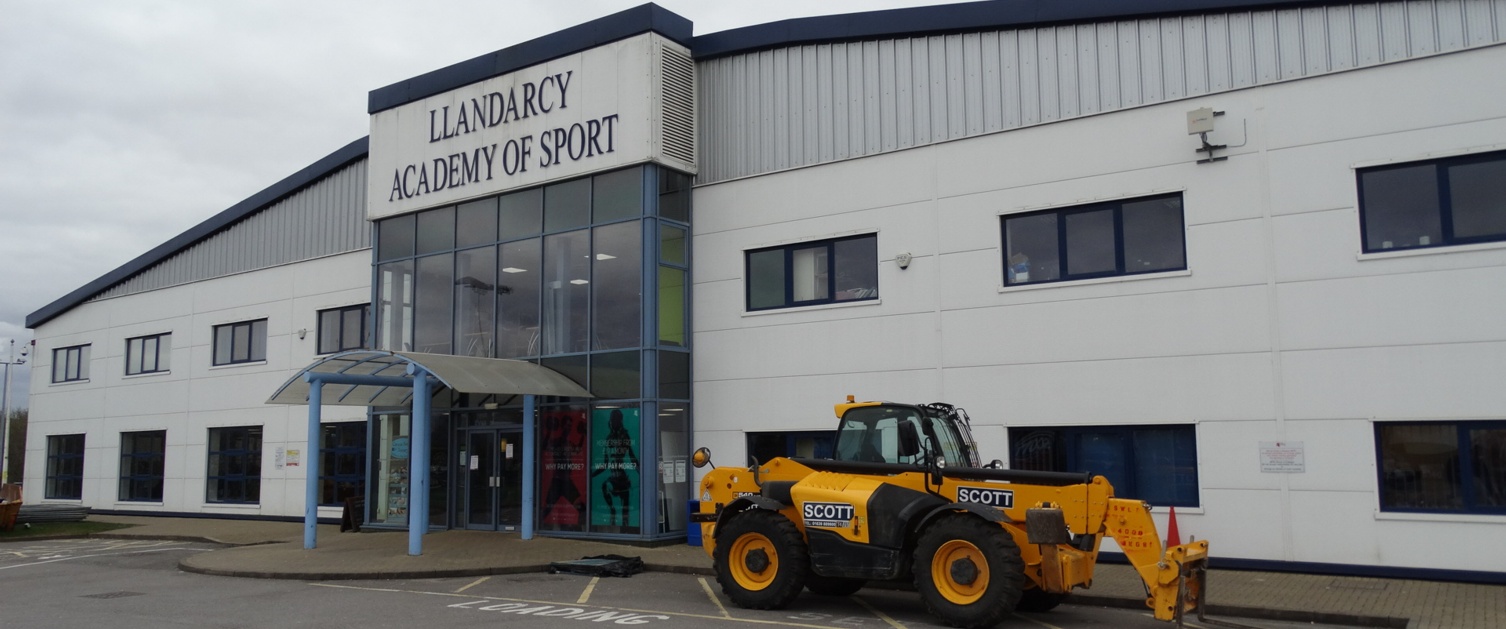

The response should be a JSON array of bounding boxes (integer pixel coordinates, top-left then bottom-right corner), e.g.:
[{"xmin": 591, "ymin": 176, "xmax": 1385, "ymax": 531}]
[{"xmin": 369, "ymin": 165, "xmax": 691, "ymax": 541}]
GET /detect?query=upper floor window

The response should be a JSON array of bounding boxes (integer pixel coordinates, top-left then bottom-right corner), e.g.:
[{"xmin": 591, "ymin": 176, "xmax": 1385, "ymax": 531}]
[
  {"xmin": 318, "ymin": 305, "xmax": 369, "ymax": 354},
  {"xmin": 746, "ymin": 234, "xmax": 878, "ymax": 311},
  {"xmin": 1358, "ymin": 150, "xmax": 1506, "ymax": 253},
  {"xmin": 52, "ymin": 344, "xmax": 91, "ymax": 383},
  {"xmin": 125, "ymin": 333, "xmax": 171, "ymax": 375},
  {"xmin": 1377, "ymin": 421, "xmax": 1505, "ymax": 515},
  {"xmin": 213, "ymin": 319, "xmax": 267, "ymax": 366},
  {"xmin": 1002, "ymin": 193, "xmax": 1186, "ymax": 286}
]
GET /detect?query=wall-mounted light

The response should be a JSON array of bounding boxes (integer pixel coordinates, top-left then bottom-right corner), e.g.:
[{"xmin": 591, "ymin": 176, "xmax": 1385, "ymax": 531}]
[
  {"xmin": 896, "ymin": 252, "xmax": 913, "ymax": 270},
  {"xmin": 298, "ymin": 329, "xmax": 307, "ymax": 340}
]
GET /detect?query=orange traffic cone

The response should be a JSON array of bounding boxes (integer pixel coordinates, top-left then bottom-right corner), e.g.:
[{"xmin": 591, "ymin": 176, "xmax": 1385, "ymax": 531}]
[{"xmin": 1166, "ymin": 506, "xmax": 1182, "ymax": 547}]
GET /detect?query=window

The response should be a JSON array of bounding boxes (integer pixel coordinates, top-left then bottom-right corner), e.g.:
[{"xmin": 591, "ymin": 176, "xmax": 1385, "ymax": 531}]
[
  {"xmin": 1008, "ymin": 425, "xmax": 1199, "ymax": 507},
  {"xmin": 748, "ymin": 431, "xmax": 835, "ymax": 463},
  {"xmin": 1002, "ymin": 193, "xmax": 1186, "ymax": 286},
  {"xmin": 1358, "ymin": 150, "xmax": 1506, "ymax": 252},
  {"xmin": 46, "ymin": 434, "xmax": 85, "ymax": 499},
  {"xmin": 126, "ymin": 333, "xmax": 171, "ymax": 375},
  {"xmin": 1376, "ymin": 421, "xmax": 1505, "ymax": 514},
  {"xmin": 119, "ymin": 431, "xmax": 166, "ymax": 502},
  {"xmin": 52, "ymin": 344, "xmax": 91, "ymax": 383},
  {"xmin": 319, "ymin": 423, "xmax": 366, "ymax": 506},
  {"xmin": 206, "ymin": 426, "xmax": 262, "ymax": 503},
  {"xmin": 213, "ymin": 319, "xmax": 267, "ymax": 366},
  {"xmin": 746, "ymin": 234, "xmax": 878, "ymax": 311},
  {"xmin": 317, "ymin": 305, "xmax": 368, "ymax": 354}
]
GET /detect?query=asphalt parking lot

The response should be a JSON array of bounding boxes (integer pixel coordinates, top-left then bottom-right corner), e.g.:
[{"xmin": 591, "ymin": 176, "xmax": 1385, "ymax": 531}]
[{"xmin": 0, "ymin": 539, "xmax": 1356, "ymax": 629}]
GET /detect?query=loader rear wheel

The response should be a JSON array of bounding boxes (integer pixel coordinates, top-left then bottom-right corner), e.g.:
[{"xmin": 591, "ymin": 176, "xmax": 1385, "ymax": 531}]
[
  {"xmin": 914, "ymin": 515, "xmax": 1025, "ymax": 628},
  {"xmin": 1014, "ymin": 588, "xmax": 1065, "ymax": 612},
  {"xmin": 714, "ymin": 509, "xmax": 809, "ymax": 609},
  {"xmin": 806, "ymin": 577, "xmax": 866, "ymax": 596}
]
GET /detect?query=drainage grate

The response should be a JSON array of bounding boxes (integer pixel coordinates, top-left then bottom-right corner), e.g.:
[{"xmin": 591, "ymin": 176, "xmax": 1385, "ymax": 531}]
[
  {"xmin": 82, "ymin": 591, "xmax": 145, "ymax": 599},
  {"xmin": 1330, "ymin": 579, "xmax": 1389, "ymax": 591}
]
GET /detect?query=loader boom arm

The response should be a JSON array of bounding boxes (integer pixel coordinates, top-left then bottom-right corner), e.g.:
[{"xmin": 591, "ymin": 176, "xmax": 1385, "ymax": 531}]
[{"xmin": 1102, "ymin": 498, "xmax": 1210, "ymax": 622}]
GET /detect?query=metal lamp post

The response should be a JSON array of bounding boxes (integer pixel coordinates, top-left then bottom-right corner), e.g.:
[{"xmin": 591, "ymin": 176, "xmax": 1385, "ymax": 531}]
[{"xmin": 0, "ymin": 339, "xmax": 29, "ymax": 484}]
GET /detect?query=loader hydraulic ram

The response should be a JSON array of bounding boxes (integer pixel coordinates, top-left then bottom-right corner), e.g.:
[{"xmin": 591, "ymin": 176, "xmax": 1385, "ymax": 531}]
[{"xmin": 691, "ymin": 399, "xmax": 1210, "ymax": 628}]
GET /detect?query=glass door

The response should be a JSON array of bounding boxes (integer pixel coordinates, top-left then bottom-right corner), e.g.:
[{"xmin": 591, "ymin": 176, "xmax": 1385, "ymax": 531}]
[
  {"xmin": 462, "ymin": 430, "xmax": 497, "ymax": 530},
  {"xmin": 460, "ymin": 428, "xmax": 525, "ymax": 531}
]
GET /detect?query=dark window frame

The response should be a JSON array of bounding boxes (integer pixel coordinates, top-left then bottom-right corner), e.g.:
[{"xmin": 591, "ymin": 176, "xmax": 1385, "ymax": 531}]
[
  {"xmin": 319, "ymin": 422, "xmax": 367, "ymax": 506},
  {"xmin": 212, "ymin": 319, "xmax": 267, "ymax": 366},
  {"xmin": 744, "ymin": 233, "xmax": 880, "ymax": 311},
  {"xmin": 317, "ymin": 304, "xmax": 370, "ymax": 355},
  {"xmin": 1001, "ymin": 192, "xmax": 1187, "ymax": 287},
  {"xmin": 206, "ymin": 426, "xmax": 263, "ymax": 504},
  {"xmin": 52, "ymin": 344, "xmax": 90, "ymax": 383},
  {"xmin": 119, "ymin": 430, "xmax": 167, "ymax": 502},
  {"xmin": 46, "ymin": 434, "xmax": 86, "ymax": 500},
  {"xmin": 1008, "ymin": 424, "xmax": 1200, "ymax": 508},
  {"xmin": 125, "ymin": 333, "xmax": 170, "ymax": 376},
  {"xmin": 1375, "ymin": 420, "xmax": 1506, "ymax": 515},
  {"xmin": 1358, "ymin": 150, "xmax": 1506, "ymax": 253}
]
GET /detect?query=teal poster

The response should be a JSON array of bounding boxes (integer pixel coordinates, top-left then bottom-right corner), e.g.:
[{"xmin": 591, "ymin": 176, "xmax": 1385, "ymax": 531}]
[{"xmin": 590, "ymin": 407, "xmax": 640, "ymax": 530}]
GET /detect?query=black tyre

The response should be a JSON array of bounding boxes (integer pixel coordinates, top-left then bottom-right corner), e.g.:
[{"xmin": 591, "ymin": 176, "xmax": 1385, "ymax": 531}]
[
  {"xmin": 1014, "ymin": 588, "xmax": 1065, "ymax": 612},
  {"xmin": 806, "ymin": 576, "xmax": 866, "ymax": 596},
  {"xmin": 713, "ymin": 509, "xmax": 810, "ymax": 609},
  {"xmin": 913, "ymin": 515, "xmax": 1025, "ymax": 629}
]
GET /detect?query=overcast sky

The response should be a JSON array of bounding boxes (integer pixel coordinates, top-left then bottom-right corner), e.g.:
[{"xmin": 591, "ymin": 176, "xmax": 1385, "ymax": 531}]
[{"xmin": 0, "ymin": 0, "xmax": 961, "ymax": 407}]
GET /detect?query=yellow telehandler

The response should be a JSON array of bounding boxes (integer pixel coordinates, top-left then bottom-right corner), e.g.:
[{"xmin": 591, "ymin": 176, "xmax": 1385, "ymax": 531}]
[{"xmin": 691, "ymin": 399, "xmax": 1211, "ymax": 628}]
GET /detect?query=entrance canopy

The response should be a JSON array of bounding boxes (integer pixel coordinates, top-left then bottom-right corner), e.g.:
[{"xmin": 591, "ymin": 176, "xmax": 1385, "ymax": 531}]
[
  {"xmin": 268, "ymin": 350, "xmax": 592, "ymax": 555},
  {"xmin": 266, "ymin": 350, "xmax": 592, "ymax": 406}
]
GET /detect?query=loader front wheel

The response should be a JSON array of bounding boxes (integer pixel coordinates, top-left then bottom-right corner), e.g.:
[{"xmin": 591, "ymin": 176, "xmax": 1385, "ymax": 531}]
[
  {"xmin": 714, "ymin": 509, "xmax": 809, "ymax": 609},
  {"xmin": 914, "ymin": 514, "xmax": 1025, "ymax": 628}
]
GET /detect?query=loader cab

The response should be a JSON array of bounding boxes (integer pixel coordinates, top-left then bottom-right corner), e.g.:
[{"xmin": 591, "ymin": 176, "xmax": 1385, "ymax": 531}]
[{"xmin": 833, "ymin": 403, "xmax": 981, "ymax": 468}]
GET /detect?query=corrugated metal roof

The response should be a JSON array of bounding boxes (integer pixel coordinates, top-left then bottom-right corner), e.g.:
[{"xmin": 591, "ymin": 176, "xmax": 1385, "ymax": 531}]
[{"xmin": 25, "ymin": 137, "xmax": 370, "ymax": 329}]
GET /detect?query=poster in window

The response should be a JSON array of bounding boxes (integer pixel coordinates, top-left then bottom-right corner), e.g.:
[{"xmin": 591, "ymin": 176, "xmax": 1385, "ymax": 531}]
[
  {"xmin": 590, "ymin": 407, "xmax": 640, "ymax": 531},
  {"xmin": 539, "ymin": 409, "xmax": 588, "ymax": 529}
]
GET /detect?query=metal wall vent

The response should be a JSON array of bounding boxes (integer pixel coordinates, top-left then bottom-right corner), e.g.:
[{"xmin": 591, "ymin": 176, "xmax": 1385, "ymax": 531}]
[{"xmin": 659, "ymin": 45, "xmax": 696, "ymax": 166}]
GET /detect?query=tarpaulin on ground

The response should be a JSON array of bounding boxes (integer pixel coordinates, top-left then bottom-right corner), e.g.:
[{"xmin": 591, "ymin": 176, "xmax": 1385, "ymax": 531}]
[{"xmin": 547, "ymin": 554, "xmax": 645, "ymax": 578}]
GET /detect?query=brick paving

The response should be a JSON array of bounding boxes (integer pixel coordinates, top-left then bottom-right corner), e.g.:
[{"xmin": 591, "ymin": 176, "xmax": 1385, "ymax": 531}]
[{"xmin": 64, "ymin": 515, "xmax": 1506, "ymax": 628}]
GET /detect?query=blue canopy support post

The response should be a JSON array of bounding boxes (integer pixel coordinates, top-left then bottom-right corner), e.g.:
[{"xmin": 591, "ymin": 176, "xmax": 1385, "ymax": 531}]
[
  {"xmin": 408, "ymin": 365, "xmax": 432, "ymax": 556},
  {"xmin": 522, "ymin": 394, "xmax": 536, "ymax": 540},
  {"xmin": 304, "ymin": 379, "xmax": 323, "ymax": 550}
]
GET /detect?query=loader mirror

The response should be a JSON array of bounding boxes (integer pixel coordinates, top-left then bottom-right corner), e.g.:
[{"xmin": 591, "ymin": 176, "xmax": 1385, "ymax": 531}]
[
  {"xmin": 898, "ymin": 422, "xmax": 921, "ymax": 458},
  {"xmin": 692, "ymin": 447, "xmax": 712, "ymax": 468},
  {"xmin": 986, "ymin": 459, "xmax": 1004, "ymax": 469}
]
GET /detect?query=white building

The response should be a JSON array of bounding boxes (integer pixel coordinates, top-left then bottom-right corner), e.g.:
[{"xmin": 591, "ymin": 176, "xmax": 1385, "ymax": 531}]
[{"xmin": 26, "ymin": 0, "xmax": 1506, "ymax": 581}]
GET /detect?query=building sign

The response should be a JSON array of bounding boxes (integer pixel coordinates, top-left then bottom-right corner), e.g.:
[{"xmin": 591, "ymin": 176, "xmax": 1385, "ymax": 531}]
[
  {"xmin": 368, "ymin": 33, "xmax": 686, "ymax": 220},
  {"xmin": 1259, "ymin": 441, "xmax": 1305, "ymax": 473}
]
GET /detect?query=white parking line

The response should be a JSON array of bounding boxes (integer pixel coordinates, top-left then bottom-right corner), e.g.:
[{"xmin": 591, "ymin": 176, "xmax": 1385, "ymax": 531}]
[
  {"xmin": 0, "ymin": 545, "xmax": 194, "ymax": 571},
  {"xmin": 698, "ymin": 577, "xmax": 731, "ymax": 619},
  {"xmin": 1010, "ymin": 612, "xmax": 1067, "ymax": 629},
  {"xmin": 850, "ymin": 595, "xmax": 908, "ymax": 629},
  {"xmin": 310, "ymin": 582, "xmax": 853, "ymax": 628}
]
